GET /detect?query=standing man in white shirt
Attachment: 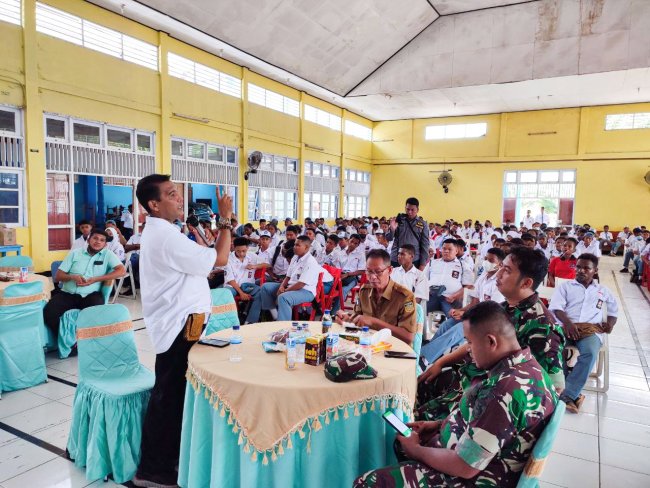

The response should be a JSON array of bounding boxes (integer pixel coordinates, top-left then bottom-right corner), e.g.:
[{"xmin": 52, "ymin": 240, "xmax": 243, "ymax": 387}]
[
  {"xmin": 133, "ymin": 174, "xmax": 232, "ymax": 488},
  {"xmin": 550, "ymin": 254, "xmax": 617, "ymax": 413},
  {"xmin": 523, "ymin": 209, "xmax": 535, "ymax": 229},
  {"xmin": 534, "ymin": 206, "xmax": 550, "ymax": 226},
  {"xmin": 260, "ymin": 236, "xmax": 332, "ymax": 320},
  {"xmin": 121, "ymin": 204, "xmax": 134, "ymax": 240}
]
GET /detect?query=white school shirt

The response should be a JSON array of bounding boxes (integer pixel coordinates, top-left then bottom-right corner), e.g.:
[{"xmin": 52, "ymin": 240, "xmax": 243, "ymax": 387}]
[
  {"xmin": 391, "ymin": 265, "xmax": 429, "ymax": 301},
  {"xmin": 550, "ymin": 248, "xmax": 563, "ymax": 258},
  {"xmin": 126, "ymin": 233, "xmax": 141, "ymax": 256},
  {"xmin": 549, "ymin": 280, "xmax": 618, "ymax": 343},
  {"xmin": 616, "ymin": 231, "xmax": 629, "ymax": 243},
  {"xmin": 71, "ymin": 235, "xmax": 88, "ymax": 250},
  {"xmin": 270, "ymin": 233, "xmax": 281, "ymax": 248},
  {"xmin": 523, "ymin": 216, "xmax": 535, "ymax": 228},
  {"xmin": 309, "ymin": 239, "xmax": 323, "ymax": 259},
  {"xmin": 339, "ymin": 248, "xmax": 366, "ymax": 273},
  {"xmin": 599, "ymin": 232, "xmax": 613, "ymax": 241},
  {"xmin": 224, "ymin": 252, "xmax": 263, "ymax": 287},
  {"xmin": 140, "ymin": 216, "xmax": 216, "ymax": 354},
  {"xmin": 427, "ymin": 258, "xmax": 471, "ymax": 297},
  {"xmin": 535, "ymin": 243, "xmax": 552, "ymax": 260},
  {"xmin": 286, "ymin": 253, "xmax": 333, "ymax": 296},
  {"xmin": 458, "ymin": 253, "xmax": 475, "ymax": 273},
  {"xmin": 318, "ymin": 247, "xmax": 342, "ymax": 267},
  {"xmin": 507, "ymin": 230, "xmax": 521, "ymax": 239},
  {"xmin": 121, "ymin": 210, "xmax": 134, "ymax": 230},
  {"xmin": 459, "ymin": 227, "xmax": 472, "ymax": 240},
  {"xmin": 256, "ymin": 246, "xmax": 275, "ymax": 265},
  {"xmin": 535, "ymin": 213, "xmax": 550, "ymax": 225},
  {"xmin": 575, "ymin": 240, "xmax": 602, "ymax": 258},
  {"xmin": 468, "ymin": 271, "xmax": 504, "ymax": 303}
]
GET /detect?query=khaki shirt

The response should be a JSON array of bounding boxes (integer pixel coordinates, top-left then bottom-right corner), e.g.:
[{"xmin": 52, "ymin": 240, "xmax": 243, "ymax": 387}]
[{"xmin": 351, "ymin": 279, "xmax": 417, "ymax": 334}]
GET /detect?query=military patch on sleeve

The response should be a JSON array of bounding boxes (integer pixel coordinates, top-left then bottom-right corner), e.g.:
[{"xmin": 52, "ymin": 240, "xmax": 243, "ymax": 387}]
[{"xmin": 404, "ymin": 300, "xmax": 414, "ymax": 313}]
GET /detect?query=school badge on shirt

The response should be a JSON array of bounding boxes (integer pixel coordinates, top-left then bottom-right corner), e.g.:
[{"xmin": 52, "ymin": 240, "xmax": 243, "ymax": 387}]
[
  {"xmin": 451, "ymin": 270, "xmax": 460, "ymax": 279},
  {"xmin": 596, "ymin": 299, "xmax": 603, "ymax": 309}
]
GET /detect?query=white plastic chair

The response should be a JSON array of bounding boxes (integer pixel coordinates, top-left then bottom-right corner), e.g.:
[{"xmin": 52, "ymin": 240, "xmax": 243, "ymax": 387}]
[{"xmin": 111, "ymin": 252, "xmax": 137, "ymax": 303}]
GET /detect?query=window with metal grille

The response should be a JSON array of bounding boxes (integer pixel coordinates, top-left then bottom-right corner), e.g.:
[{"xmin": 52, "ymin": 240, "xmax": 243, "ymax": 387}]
[
  {"xmin": 0, "ymin": 170, "xmax": 22, "ymax": 225},
  {"xmin": 170, "ymin": 136, "xmax": 239, "ymax": 186},
  {"xmin": 0, "ymin": 106, "xmax": 25, "ymax": 226},
  {"xmin": 168, "ymin": 52, "xmax": 242, "ymax": 99},
  {"xmin": 247, "ymin": 84, "xmax": 299, "ymax": 117},
  {"xmin": 36, "ymin": 2, "xmax": 158, "ymax": 70},
  {"xmin": 247, "ymin": 151, "xmax": 299, "ymax": 220},
  {"xmin": 425, "ymin": 122, "xmax": 487, "ymax": 140},
  {"xmin": 0, "ymin": 0, "xmax": 21, "ymax": 26},
  {"xmin": 304, "ymin": 161, "xmax": 340, "ymax": 219}
]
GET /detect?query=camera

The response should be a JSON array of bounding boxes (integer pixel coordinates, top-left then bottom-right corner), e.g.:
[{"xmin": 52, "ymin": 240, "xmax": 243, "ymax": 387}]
[{"xmin": 395, "ymin": 213, "xmax": 406, "ymax": 225}]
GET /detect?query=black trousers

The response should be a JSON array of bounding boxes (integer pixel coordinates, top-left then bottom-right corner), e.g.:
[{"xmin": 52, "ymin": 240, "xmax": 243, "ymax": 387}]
[
  {"xmin": 137, "ymin": 326, "xmax": 196, "ymax": 480},
  {"xmin": 43, "ymin": 291, "xmax": 105, "ymax": 335}
]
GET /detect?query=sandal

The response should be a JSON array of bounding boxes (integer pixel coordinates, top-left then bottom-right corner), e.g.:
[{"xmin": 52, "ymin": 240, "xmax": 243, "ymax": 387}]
[
  {"xmin": 574, "ymin": 394, "xmax": 585, "ymax": 411},
  {"xmin": 565, "ymin": 400, "xmax": 579, "ymax": 414}
]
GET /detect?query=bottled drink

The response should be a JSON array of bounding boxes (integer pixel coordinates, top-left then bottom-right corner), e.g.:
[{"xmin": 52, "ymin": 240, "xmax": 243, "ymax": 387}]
[
  {"xmin": 295, "ymin": 324, "xmax": 306, "ymax": 364},
  {"xmin": 229, "ymin": 325, "xmax": 242, "ymax": 362},
  {"xmin": 326, "ymin": 333, "xmax": 339, "ymax": 360},
  {"xmin": 359, "ymin": 326, "xmax": 372, "ymax": 364},
  {"xmin": 291, "ymin": 322, "xmax": 299, "ymax": 334},
  {"xmin": 286, "ymin": 337, "xmax": 297, "ymax": 370},
  {"xmin": 322, "ymin": 309, "xmax": 332, "ymax": 334},
  {"xmin": 302, "ymin": 322, "xmax": 310, "ymax": 335}
]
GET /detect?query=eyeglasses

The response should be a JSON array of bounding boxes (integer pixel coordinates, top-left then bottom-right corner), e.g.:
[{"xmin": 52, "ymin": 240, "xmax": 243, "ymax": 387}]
[{"xmin": 366, "ymin": 267, "xmax": 390, "ymax": 277}]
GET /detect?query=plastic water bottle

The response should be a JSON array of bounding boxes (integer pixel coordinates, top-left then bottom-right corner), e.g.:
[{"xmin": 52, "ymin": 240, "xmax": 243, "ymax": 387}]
[
  {"xmin": 322, "ymin": 309, "xmax": 332, "ymax": 334},
  {"xmin": 291, "ymin": 321, "xmax": 299, "ymax": 335},
  {"xmin": 295, "ymin": 324, "xmax": 306, "ymax": 363},
  {"xmin": 326, "ymin": 333, "xmax": 339, "ymax": 360},
  {"xmin": 359, "ymin": 326, "xmax": 372, "ymax": 365},
  {"xmin": 302, "ymin": 322, "xmax": 310, "ymax": 335},
  {"xmin": 286, "ymin": 337, "xmax": 297, "ymax": 370},
  {"xmin": 229, "ymin": 325, "xmax": 242, "ymax": 362}
]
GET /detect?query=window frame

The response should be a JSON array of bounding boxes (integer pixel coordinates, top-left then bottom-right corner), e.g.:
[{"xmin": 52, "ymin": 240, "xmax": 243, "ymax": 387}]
[
  {"xmin": 0, "ymin": 106, "xmax": 21, "ymax": 138},
  {"xmin": 105, "ymin": 125, "xmax": 134, "ymax": 152},
  {"xmin": 44, "ymin": 115, "xmax": 68, "ymax": 142},
  {"xmin": 72, "ymin": 119, "xmax": 102, "ymax": 147},
  {"xmin": 0, "ymin": 168, "xmax": 24, "ymax": 227}
]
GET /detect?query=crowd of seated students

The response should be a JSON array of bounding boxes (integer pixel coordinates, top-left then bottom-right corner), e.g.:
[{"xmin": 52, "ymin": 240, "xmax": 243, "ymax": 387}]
[{"xmin": 55, "ymin": 204, "xmax": 646, "ymax": 486}]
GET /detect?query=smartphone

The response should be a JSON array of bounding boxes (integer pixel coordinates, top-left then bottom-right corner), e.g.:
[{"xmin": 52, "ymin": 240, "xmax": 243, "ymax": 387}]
[
  {"xmin": 382, "ymin": 410, "xmax": 412, "ymax": 437},
  {"xmin": 384, "ymin": 350, "xmax": 417, "ymax": 360},
  {"xmin": 199, "ymin": 338, "xmax": 230, "ymax": 348}
]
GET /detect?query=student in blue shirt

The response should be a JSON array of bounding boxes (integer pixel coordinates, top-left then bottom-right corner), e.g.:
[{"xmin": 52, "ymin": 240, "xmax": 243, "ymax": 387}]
[{"xmin": 43, "ymin": 228, "xmax": 126, "ymax": 339}]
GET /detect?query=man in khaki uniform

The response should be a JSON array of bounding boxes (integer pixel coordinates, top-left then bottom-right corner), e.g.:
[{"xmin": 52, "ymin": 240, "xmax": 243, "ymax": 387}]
[{"xmin": 335, "ymin": 249, "xmax": 417, "ymax": 345}]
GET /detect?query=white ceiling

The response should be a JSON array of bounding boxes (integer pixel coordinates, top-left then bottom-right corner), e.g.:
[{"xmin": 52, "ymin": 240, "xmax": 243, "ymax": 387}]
[{"xmin": 93, "ymin": 0, "xmax": 650, "ymax": 120}]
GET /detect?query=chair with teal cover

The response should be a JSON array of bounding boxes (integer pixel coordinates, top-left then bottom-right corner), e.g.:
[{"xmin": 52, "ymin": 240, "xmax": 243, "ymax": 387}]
[
  {"xmin": 57, "ymin": 280, "xmax": 114, "ymax": 359},
  {"xmin": 0, "ymin": 281, "xmax": 47, "ymax": 396},
  {"xmin": 67, "ymin": 303, "xmax": 154, "ymax": 483},
  {"xmin": 0, "ymin": 255, "xmax": 33, "ymax": 271},
  {"xmin": 413, "ymin": 304, "xmax": 424, "ymax": 376},
  {"xmin": 516, "ymin": 400, "xmax": 566, "ymax": 488},
  {"xmin": 205, "ymin": 288, "xmax": 240, "ymax": 335}
]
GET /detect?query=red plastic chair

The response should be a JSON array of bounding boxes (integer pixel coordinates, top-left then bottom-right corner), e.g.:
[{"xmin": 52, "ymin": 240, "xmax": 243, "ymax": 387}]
[
  {"xmin": 292, "ymin": 272, "xmax": 323, "ymax": 321},
  {"xmin": 345, "ymin": 273, "xmax": 367, "ymax": 311},
  {"xmin": 642, "ymin": 256, "xmax": 650, "ymax": 290},
  {"xmin": 322, "ymin": 265, "xmax": 344, "ymax": 311}
]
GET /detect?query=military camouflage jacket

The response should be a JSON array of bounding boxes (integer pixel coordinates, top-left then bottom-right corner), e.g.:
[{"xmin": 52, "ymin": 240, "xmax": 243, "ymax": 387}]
[{"xmin": 436, "ymin": 348, "xmax": 558, "ymax": 487}]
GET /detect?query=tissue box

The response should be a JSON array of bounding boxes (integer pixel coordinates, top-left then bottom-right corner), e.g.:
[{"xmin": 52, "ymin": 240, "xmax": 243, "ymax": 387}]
[
  {"xmin": 0, "ymin": 226, "xmax": 16, "ymax": 246},
  {"xmin": 305, "ymin": 334, "xmax": 327, "ymax": 366}
]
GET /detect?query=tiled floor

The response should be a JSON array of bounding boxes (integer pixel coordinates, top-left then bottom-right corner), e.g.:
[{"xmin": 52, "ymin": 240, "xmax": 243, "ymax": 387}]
[{"xmin": 0, "ymin": 256, "xmax": 648, "ymax": 487}]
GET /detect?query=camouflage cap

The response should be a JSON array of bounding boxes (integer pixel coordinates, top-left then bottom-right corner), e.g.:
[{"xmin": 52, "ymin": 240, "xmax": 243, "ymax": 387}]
[{"xmin": 324, "ymin": 352, "xmax": 377, "ymax": 383}]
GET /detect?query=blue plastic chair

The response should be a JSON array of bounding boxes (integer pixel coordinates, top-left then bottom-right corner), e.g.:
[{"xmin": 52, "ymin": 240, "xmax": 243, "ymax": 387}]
[
  {"xmin": 0, "ymin": 281, "xmax": 47, "ymax": 396},
  {"xmin": 67, "ymin": 303, "xmax": 154, "ymax": 483},
  {"xmin": 413, "ymin": 303, "xmax": 424, "ymax": 376},
  {"xmin": 0, "ymin": 255, "xmax": 33, "ymax": 271},
  {"xmin": 57, "ymin": 280, "xmax": 114, "ymax": 359},
  {"xmin": 51, "ymin": 260, "xmax": 63, "ymax": 289},
  {"xmin": 516, "ymin": 400, "xmax": 566, "ymax": 487},
  {"xmin": 205, "ymin": 288, "xmax": 240, "ymax": 335}
]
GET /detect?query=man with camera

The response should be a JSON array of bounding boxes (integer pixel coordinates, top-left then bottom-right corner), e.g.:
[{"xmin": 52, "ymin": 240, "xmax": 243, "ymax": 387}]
[{"xmin": 389, "ymin": 197, "xmax": 430, "ymax": 271}]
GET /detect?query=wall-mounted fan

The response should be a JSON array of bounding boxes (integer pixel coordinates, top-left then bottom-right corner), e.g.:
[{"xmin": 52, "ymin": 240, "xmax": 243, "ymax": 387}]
[
  {"xmin": 429, "ymin": 168, "xmax": 453, "ymax": 193},
  {"xmin": 644, "ymin": 170, "xmax": 650, "ymax": 186},
  {"xmin": 244, "ymin": 151, "xmax": 262, "ymax": 180}
]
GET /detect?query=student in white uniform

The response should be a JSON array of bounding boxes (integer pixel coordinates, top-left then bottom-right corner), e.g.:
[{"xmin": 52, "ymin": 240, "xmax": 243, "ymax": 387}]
[
  {"xmin": 121, "ymin": 204, "xmax": 134, "ymax": 239},
  {"xmin": 255, "ymin": 230, "xmax": 275, "ymax": 265},
  {"xmin": 455, "ymin": 239, "xmax": 475, "ymax": 276},
  {"xmin": 535, "ymin": 234, "xmax": 553, "ymax": 260},
  {"xmin": 260, "ymin": 236, "xmax": 332, "ymax": 321},
  {"xmin": 134, "ymin": 174, "xmax": 232, "ymax": 488},
  {"xmin": 419, "ymin": 247, "xmax": 506, "ymax": 365},
  {"xmin": 268, "ymin": 226, "xmax": 299, "ymax": 282},
  {"xmin": 104, "ymin": 224, "xmax": 126, "ymax": 262},
  {"xmin": 305, "ymin": 227, "xmax": 323, "ymax": 259},
  {"xmin": 598, "ymin": 225, "xmax": 614, "ymax": 251},
  {"xmin": 523, "ymin": 209, "xmax": 535, "ymax": 229},
  {"xmin": 71, "ymin": 220, "xmax": 94, "ymax": 250},
  {"xmin": 318, "ymin": 234, "xmax": 343, "ymax": 267},
  {"xmin": 390, "ymin": 244, "xmax": 428, "ymax": 303},
  {"xmin": 266, "ymin": 223, "xmax": 282, "ymax": 248},
  {"xmin": 575, "ymin": 232, "xmax": 601, "ymax": 258},
  {"xmin": 550, "ymin": 253, "xmax": 617, "ymax": 413},
  {"xmin": 611, "ymin": 226, "xmax": 630, "ymax": 256},
  {"xmin": 224, "ymin": 237, "xmax": 266, "ymax": 323},
  {"xmin": 331, "ymin": 234, "xmax": 366, "ymax": 313},
  {"xmin": 534, "ymin": 207, "xmax": 550, "ymax": 225},
  {"xmin": 427, "ymin": 239, "xmax": 473, "ymax": 316}
]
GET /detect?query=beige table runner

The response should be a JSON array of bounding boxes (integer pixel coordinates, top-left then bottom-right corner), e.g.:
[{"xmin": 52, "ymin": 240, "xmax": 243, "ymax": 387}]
[
  {"xmin": 186, "ymin": 321, "xmax": 416, "ymax": 463},
  {"xmin": 0, "ymin": 274, "xmax": 54, "ymax": 301}
]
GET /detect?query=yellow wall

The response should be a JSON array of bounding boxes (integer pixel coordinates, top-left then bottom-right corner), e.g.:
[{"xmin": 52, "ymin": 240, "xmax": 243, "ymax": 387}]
[
  {"xmin": 1, "ymin": 0, "xmax": 373, "ymax": 271},
  {"xmin": 371, "ymin": 107, "xmax": 650, "ymax": 228}
]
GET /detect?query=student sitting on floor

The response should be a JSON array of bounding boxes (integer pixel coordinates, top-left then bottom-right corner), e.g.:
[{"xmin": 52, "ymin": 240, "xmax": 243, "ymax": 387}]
[
  {"xmin": 354, "ymin": 301, "xmax": 557, "ymax": 488},
  {"xmin": 43, "ymin": 228, "xmax": 125, "ymax": 341},
  {"xmin": 550, "ymin": 253, "xmax": 617, "ymax": 413},
  {"xmin": 224, "ymin": 237, "xmax": 267, "ymax": 324}
]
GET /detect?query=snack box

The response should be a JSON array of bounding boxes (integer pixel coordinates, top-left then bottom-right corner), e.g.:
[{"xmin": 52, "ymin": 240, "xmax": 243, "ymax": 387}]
[{"xmin": 305, "ymin": 333, "xmax": 327, "ymax": 366}]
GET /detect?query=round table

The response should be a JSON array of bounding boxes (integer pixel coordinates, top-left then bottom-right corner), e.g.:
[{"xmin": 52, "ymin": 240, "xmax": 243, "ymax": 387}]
[
  {"xmin": 0, "ymin": 274, "xmax": 54, "ymax": 301},
  {"xmin": 178, "ymin": 321, "xmax": 417, "ymax": 488}
]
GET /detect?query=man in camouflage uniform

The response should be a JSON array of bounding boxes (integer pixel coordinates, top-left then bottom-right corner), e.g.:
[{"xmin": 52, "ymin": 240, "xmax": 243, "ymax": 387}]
[
  {"xmin": 354, "ymin": 301, "xmax": 558, "ymax": 488},
  {"xmin": 416, "ymin": 246, "xmax": 564, "ymax": 421}
]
